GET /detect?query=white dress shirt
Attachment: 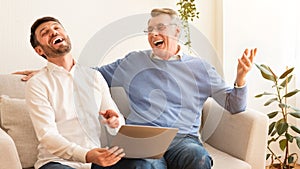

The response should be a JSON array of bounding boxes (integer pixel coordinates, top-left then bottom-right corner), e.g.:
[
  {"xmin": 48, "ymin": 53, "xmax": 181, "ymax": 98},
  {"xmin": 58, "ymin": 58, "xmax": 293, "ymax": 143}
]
[{"xmin": 25, "ymin": 61, "xmax": 125, "ymax": 169}]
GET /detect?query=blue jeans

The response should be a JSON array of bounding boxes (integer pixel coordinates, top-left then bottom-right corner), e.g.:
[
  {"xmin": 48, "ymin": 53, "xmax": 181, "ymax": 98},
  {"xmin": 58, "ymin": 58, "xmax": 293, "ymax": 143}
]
[
  {"xmin": 92, "ymin": 158, "xmax": 167, "ymax": 169},
  {"xmin": 40, "ymin": 158, "xmax": 166, "ymax": 169},
  {"xmin": 39, "ymin": 162, "xmax": 75, "ymax": 169},
  {"xmin": 164, "ymin": 134, "xmax": 213, "ymax": 169}
]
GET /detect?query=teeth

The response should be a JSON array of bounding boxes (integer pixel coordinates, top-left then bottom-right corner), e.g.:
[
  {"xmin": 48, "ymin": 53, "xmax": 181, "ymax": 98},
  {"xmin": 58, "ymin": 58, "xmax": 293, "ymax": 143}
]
[
  {"xmin": 53, "ymin": 38, "xmax": 63, "ymax": 44},
  {"xmin": 154, "ymin": 40, "xmax": 163, "ymax": 46}
]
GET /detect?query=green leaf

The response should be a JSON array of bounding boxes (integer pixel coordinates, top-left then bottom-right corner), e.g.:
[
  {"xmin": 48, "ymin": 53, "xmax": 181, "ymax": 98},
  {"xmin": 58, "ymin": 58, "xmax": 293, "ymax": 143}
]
[
  {"xmin": 255, "ymin": 64, "xmax": 276, "ymax": 81},
  {"xmin": 289, "ymin": 112, "xmax": 300, "ymax": 118},
  {"xmin": 291, "ymin": 125, "xmax": 300, "ymax": 134},
  {"xmin": 295, "ymin": 136, "xmax": 300, "ymax": 149},
  {"xmin": 259, "ymin": 64, "xmax": 269, "ymax": 70},
  {"xmin": 276, "ymin": 118, "xmax": 285, "ymax": 123},
  {"xmin": 275, "ymin": 85, "xmax": 284, "ymax": 90},
  {"xmin": 271, "ymin": 130, "xmax": 277, "ymax": 136},
  {"xmin": 290, "ymin": 106, "xmax": 300, "ymax": 111},
  {"xmin": 285, "ymin": 133, "xmax": 293, "ymax": 142},
  {"xmin": 283, "ymin": 89, "xmax": 300, "ymax": 98},
  {"xmin": 262, "ymin": 64, "xmax": 277, "ymax": 80},
  {"xmin": 266, "ymin": 154, "xmax": 271, "ymax": 160},
  {"xmin": 262, "ymin": 64, "xmax": 278, "ymax": 79},
  {"xmin": 276, "ymin": 122, "xmax": 288, "ymax": 135},
  {"xmin": 264, "ymin": 98, "xmax": 278, "ymax": 106},
  {"xmin": 278, "ymin": 103, "xmax": 288, "ymax": 109},
  {"xmin": 280, "ymin": 75, "xmax": 293, "ymax": 88},
  {"xmin": 279, "ymin": 67, "xmax": 294, "ymax": 79},
  {"xmin": 268, "ymin": 122, "xmax": 276, "ymax": 135},
  {"xmin": 254, "ymin": 93, "xmax": 263, "ymax": 98},
  {"xmin": 288, "ymin": 155, "xmax": 295, "ymax": 164},
  {"xmin": 255, "ymin": 92, "xmax": 275, "ymax": 98},
  {"xmin": 279, "ymin": 139, "xmax": 287, "ymax": 151},
  {"xmin": 268, "ymin": 111, "xmax": 279, "ymax": 119}
]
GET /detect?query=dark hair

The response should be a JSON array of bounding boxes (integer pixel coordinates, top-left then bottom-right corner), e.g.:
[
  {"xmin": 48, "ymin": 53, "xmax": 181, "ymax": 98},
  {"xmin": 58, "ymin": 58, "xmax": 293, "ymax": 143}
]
[{"xmin": 30, "ymin": 16, "xmax": 61, "ymax": 48}]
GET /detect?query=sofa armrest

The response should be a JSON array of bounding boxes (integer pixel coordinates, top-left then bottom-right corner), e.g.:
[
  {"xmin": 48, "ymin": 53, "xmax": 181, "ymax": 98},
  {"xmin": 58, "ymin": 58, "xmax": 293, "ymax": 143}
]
[
  {"xmin": 201, "ymin": 98, "xmax": 268, "ymax": 169},
  {"xmin": 0, "ymin": 128, "xmax": 22, "ymax": 169}
]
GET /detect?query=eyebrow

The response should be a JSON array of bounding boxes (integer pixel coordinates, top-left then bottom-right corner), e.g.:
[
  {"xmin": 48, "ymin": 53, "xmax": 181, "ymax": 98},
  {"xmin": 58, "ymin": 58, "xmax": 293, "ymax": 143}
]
[{"xmin": 38, "ymin": 22, "xmax": 60, "ymax": 35}]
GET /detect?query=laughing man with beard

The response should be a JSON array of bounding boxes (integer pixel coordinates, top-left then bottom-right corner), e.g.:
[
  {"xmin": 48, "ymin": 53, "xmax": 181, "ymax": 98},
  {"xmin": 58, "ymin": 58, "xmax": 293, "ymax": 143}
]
[{"xmin": 26, "ymin": 17, "xmax": 165, "ymax": 169}]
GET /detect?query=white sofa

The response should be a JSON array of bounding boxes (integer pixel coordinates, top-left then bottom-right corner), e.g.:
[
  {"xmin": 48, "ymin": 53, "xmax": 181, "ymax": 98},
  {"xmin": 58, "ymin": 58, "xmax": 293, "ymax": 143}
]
[{"xmin": 0, "ymin": 74, "xmax": 269, "ymax": 169}]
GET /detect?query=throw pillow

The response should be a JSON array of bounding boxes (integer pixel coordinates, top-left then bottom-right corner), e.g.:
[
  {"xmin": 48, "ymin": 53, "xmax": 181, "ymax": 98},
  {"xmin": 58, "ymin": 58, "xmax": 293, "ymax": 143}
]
[{"xmin": 0, "ymin": 95, "xmax": 38, "ymax": 168}]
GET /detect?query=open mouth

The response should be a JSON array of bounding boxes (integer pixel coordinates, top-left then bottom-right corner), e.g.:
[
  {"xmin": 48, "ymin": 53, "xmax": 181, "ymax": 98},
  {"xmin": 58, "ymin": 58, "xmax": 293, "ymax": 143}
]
[
  {"xmin": 53, "ymin": 37, "xmax": 64, "ymax": 45},
  {"xmin": 153, "ymin": 40, "xmax": 164, "ymax": 47}
]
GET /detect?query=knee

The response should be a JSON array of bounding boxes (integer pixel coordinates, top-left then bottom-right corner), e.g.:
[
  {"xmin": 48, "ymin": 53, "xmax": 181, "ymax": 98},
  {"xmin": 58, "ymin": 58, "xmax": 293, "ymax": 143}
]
[
  {"xmin": 132, "ymin": 160, "xmax": 152, "ymax": 168},
  {"xmin": 183, "ymin": 143, "xmax": 207, "ymax": 157},
  {"xmin": 115, "ymin": 158, "xmax": 152, "ymax": 169},
  {"xmin": 182, "ymin": 145, "xmax": 212, "ymax": 169},
  {"xmin": 132, "ymin": 159, "xmax": 166, "ymax": 169},
  {"xmin": 197, "ymin": 154, "xmax": 212, "ymax": 169},
  {"xmin": 148, "ymin": 158, "xmax": 167, "ymax": 169}
]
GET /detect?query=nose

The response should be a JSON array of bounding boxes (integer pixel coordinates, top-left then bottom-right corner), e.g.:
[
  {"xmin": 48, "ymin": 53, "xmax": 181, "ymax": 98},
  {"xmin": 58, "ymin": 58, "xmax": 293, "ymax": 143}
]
[
  {"xmin": 49, "ymin": 28, "xmax": 59, "ymax": 37},
  {"xmin": 150, "ymin": 29, "xmax": 159, "ymax": 36}
]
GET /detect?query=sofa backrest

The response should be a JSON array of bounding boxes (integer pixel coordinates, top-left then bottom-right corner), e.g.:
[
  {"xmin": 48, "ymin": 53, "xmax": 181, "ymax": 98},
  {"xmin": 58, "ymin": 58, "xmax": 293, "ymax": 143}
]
[
  {"xmin": 0, "ymin": 74, "xmax": 26, "ymax": 99},
  {"xmin": 0, "ymin": 74, "xmax": 27, "ymax": 126},
  {"xmin": 0, "ymin": 74, "xmax": 38, "ymax": 168},
  {"xmin": 110, "ymin": 87, "xmax": 131, "ymax": 118}
]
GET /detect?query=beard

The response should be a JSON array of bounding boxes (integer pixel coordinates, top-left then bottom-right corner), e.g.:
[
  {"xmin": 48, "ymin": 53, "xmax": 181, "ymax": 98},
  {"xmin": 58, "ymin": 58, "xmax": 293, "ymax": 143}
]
[{"xmin": 41, "ymin": 36, "xmax": 72, "ymax": 58}]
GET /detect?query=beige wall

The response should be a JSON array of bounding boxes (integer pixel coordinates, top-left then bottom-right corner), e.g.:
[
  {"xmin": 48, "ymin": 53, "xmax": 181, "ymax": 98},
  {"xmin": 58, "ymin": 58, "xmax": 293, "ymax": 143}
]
[
  {"xmin": 0, "ymin": 0, "xmax": 172, "ymax": 73},
  {"xmin": 222, "ymin": 0, "xmax": 300, "ymax": 163},
  {"xmin": 0, "ymin": 0, "xmax": 216, "ymax": 73}
]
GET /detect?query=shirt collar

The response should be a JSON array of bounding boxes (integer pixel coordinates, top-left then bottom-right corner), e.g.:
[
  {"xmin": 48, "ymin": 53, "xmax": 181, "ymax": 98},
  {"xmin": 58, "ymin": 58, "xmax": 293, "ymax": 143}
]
[
  {"xmin": 151, "ymin": 45, "xmax": 183, "ymax": 61},
  {"xmin": 47, "ymin": 59, "xmax": 77, "ymax": 74}
]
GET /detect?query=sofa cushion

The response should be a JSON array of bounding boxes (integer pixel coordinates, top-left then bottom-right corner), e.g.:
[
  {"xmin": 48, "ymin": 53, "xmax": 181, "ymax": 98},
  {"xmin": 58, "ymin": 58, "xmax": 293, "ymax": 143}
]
[
  {"xmin": 0, "ymin": 95, "xmax": 38, "ymax": 168},
  {"xmin": 204, "ymin": 143, "xmax": 251, "ymax": 169}
]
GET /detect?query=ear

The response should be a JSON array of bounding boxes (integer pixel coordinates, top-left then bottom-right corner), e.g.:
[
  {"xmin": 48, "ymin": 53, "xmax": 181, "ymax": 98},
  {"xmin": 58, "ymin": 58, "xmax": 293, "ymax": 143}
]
[
  {"xmin": 175, "ymin": 26, "xmax": 181, "ymax": 38},
  {"xmin": 34, "ymin": 46, "xmax": 45, "ymax": 57}
]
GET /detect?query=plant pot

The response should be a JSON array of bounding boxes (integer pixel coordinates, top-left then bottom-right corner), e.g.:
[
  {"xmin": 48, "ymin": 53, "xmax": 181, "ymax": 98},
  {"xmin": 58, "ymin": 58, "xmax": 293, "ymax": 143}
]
[{"xmin": 266, "ymin": 164, "xmax": 300, "ymax": 169}]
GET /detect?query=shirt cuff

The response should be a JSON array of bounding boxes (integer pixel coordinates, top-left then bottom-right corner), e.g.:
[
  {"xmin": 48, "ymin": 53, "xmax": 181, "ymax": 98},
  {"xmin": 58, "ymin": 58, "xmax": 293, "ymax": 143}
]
[
  {"xmin": 73, "ymin": 146, "xmax": 89, "ymax": 163},
  {"xmin": 234, "ymin": 82, "xmax": 247, "ymax": 88}
]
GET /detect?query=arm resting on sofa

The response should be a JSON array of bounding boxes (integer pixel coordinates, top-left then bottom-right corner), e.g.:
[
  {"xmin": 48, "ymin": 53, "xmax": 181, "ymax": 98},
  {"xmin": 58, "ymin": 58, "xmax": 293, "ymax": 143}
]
[
  {"xmin": 0, "ymin": 128, "xmax": 22, "ymax": 169},
  {"xmin": 201, "ymin": 98, "xmax": 269, "ymax": 169}
]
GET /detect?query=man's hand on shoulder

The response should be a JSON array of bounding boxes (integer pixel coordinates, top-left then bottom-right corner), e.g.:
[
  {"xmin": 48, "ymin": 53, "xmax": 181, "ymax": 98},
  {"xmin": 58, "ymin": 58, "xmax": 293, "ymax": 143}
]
[{"xmin": 13, "ymin": 70, "xmax": 40, "ymax": 81}]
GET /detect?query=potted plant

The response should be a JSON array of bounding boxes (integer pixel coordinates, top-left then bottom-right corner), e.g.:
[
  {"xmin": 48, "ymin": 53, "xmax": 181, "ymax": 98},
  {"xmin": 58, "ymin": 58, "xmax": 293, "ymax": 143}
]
[
  {"xmin": 255, "ymin": 64, "xmax": 300, "ymax": 169},
  {"xmin": 176, "ymin": 0, "xmax": 199, "ymax": 50}
]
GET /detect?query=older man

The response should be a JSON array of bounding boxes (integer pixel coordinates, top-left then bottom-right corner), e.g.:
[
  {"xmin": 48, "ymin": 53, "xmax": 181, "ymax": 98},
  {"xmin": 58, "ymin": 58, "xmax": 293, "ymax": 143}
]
[{"xmin": 95, "ymin": 8, "xmax": 257, "ymax": 169}]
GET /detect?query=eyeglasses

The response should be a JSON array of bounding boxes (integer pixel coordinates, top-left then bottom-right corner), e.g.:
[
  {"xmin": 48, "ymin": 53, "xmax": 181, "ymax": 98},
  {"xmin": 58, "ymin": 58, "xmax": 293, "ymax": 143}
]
[{"xmin": 144, "ymin": 23, "xmax": 177, "ymax": 34}]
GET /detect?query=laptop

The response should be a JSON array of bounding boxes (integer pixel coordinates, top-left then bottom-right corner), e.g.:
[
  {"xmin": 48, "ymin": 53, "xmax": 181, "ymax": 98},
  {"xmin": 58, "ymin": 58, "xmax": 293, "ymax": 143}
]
[{"xmin": 110, "ymin": 125, "xmax": 178, "ymax": 159}]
